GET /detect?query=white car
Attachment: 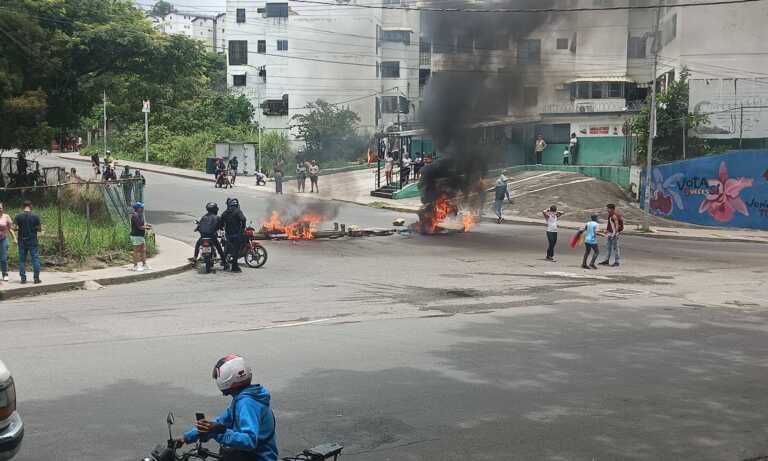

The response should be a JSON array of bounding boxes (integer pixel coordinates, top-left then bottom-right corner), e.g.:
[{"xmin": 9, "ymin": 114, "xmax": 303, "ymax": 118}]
[{"xmin": 0, "ymin": 360, "xmax": 22, "ymax": 460}]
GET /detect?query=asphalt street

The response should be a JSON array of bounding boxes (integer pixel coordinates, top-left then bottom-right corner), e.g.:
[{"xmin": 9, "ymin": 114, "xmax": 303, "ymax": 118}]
[{"xmin": 4, "ymin": 157, "xmax": 768, "ymax": 461}]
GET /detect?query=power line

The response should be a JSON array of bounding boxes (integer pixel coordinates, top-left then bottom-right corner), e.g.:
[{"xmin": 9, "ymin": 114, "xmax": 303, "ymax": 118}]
[{"xmin": 289, "ymin": 0, "xmax": 764, "ymax": 13}]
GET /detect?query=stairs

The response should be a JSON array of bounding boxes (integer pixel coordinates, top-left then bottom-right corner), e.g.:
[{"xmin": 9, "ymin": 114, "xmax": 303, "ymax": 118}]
[{"xmin": 370, "ymin": 184, "xmax": 401, "ymax": 199}]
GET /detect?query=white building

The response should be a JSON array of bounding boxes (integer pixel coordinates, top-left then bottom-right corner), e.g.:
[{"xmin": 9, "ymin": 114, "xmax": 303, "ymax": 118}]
[
  {"xmin": 224, "ymin": 0, "xmax": 421, "ymax": 144},
  {"xmin": 154, "ymin": 12, "xmax": 227, "ymax": 53}
]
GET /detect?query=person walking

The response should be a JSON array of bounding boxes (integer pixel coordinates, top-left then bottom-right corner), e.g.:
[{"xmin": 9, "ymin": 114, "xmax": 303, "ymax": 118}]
[
  {"xmin": 0, "ymin": 203, "xmax": 17, "ymax": 282},
  {"xmin": 581, "ymin": 214, "xmax": 601, "ymax": 270},
  {"xmin": 600, "ymin": 203, "xmax": 623, "ymax": 267},
  {"xmin": 13, "ymin": 200, "xmax": 42, "ymax": 284},
  {"xmin": 308, "ymin": 160, "xmax": 320, "ymax": 193},
  {"xmin": 569, "ymin": 133, "xmax": 579, "ymax": 165},
  {"xmin": 534, "ymin": 134, "xmax": 547, "ymax": 165},
  {"xmin": 296, "ymin": 159, "xmax": 307, "ymax": 193},
  {"xmin": 493, "ymin": 173, "xmax": 510, "ymax": 223},
  {"xmin": 274, "ymin": 158, "xmax": 284, "ymax": 195},
  {"xmin": 130, "ymin": 202, "xmax": 152, "ymax": 272},
  {"xmin": 543, "ymin": 205, "xmax": 564, "ymax": 261},
  {"xmin": 228, "ymin": 157, "xmax": 239, "ymax": 185}
]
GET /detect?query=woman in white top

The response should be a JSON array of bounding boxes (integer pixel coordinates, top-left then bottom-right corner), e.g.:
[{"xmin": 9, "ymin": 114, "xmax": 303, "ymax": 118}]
[
  {"xmin": 384, "ymin": 151, "xmax": 395, "ymax": 186},
  {"xmin": 542, "ymin": 205, "xmax": 564, "ymax": 261},
  {"xmin": 0, "ymin": 203, "xmax": 17, "ymax": 281}
]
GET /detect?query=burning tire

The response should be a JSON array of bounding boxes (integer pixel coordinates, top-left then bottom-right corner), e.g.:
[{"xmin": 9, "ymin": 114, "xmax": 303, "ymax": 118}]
[{"xmin": 245, "ymin": 245, "xmax": 268, "ymax": 268}]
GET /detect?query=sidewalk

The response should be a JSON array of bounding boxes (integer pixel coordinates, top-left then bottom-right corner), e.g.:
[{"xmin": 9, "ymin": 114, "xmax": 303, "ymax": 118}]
[
  {"xmin": 0, "ymin": 235, "xmax": 192, "ymax": 301},
  {"xmin": 58, "ymin": 153, "xmax": 768, "ymax": 244}
]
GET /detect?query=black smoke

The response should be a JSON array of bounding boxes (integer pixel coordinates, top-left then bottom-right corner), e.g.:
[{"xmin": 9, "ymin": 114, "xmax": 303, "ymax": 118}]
[{"xmin": 418, "ymin": 1, "xmax": 553, "ymax": 210}]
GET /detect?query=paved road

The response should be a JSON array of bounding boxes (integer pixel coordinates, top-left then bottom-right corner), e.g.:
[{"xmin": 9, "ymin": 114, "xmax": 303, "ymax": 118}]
[{"xmin": 5, "ymin": 157, "xmax": 768, "ymax": 461}]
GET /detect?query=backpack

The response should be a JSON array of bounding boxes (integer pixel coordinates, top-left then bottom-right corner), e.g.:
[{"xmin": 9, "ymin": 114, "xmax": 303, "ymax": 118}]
[{"xmin": 198, "ymin": 214, "xmax": 219, "ymax": 236}]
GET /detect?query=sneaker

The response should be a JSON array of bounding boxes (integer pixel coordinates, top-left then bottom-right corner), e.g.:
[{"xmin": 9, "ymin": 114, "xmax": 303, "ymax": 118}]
[
  {"xmin": 611, "ymin": 262, "xmax": 620, "ymax": 267},
  {"xmin": 581, "ymin": 264, "xmax": 589, "ymax": 269},
  {"xmin": 134, "ymin": 265, "xmax": 145, "ymax": 272},
  {"xmin": 598, "ymin": 260, "xmax": 610, "ymax": 266},
  {"xmin": 2, "ymin": 274, "xmax": 8, "ymax": 282},
  {"xmin": 230, "ymin": 266, "xmax": 242, "ymax": 273},
  {"xmin": 34, "ymin": 279, "xmax": 42, "ymax": 284},
  {"xmin": 143, "ymin": 264, "xmax": 153, "ymax": 271},
  {"xmin": 20, "ymin": 277, "xmax": 27, "ymax": 284},
  {"xmin": 590, "ymin": 264, "xmax": 598, "ymax": 270}
]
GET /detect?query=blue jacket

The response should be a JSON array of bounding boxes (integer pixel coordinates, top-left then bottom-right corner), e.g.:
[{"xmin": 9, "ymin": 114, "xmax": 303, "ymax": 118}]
[{"xmin": 184, "ymin": 385, "xmax": 278, "ymax": 461}]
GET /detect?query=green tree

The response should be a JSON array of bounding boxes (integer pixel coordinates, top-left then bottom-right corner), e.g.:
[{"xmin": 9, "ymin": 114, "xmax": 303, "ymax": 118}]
[
  {"xmin": 259, "ymin": 131, "xmax": 291, "ymax": 171},
  {"xmin": 150, "ymin": 1, "xmax": 174, "ymax": 17},
  {"xmin": 291, "ymin": 100, "xmax": 367, "ymax": 161},
  {"xmin": 630, "ymin": 68, "xmax": 710, "ymax": 164}
]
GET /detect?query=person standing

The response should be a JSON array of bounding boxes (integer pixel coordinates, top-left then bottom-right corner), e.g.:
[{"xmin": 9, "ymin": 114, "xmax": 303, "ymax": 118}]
[
  {"xmin": 534, "ymin": 134, "xmax": 547, "ymax": 165},
  {"xmin": 296, "ymin": 159, "xmax": 307, "ymax": 193},
  {"xmin": 221, "ymin": 198, "xmax": 246, "ymax": 273},
  {"xmin": 562, "ymin": 147, "xmax": 571, "ymax": 165},
  {"xmin": 581, "ymin": 214, "xmax": 601, "ymax": 270},
  {"xmin": 228, "ymin": 157, "xmax": 239, "ymax": 185},
  {"xmin": 493, "ymin": 173, "xmax": 510, "ymax": 223},
  {"xmin": 13, "ymin": 200, "xmax": 42, "ymax": 284},
  {"xmin": 384, "ymin": 151, "xmax": 394, "ymax": 186},
  {"xmin": 569, "ymin": 133, "xmax": 579, "ymax": 165},
  {"xmin": 0, "ymin": 203, "xmax": 17, "ymax": 282},
  {"xmin": 600, "ymin": 203, "xmax": 622, "ymax": 267},
  {"xmin": 274, "ymin": 158, "xmax": 284, "ymax": 195},
  {"xmin": 400, "ymin": 155, "xmax": 411, "ymax": 186},
  {"xmin": 543, "ymin": 205, "xmax": 564, "ymax": 261},
  {"xmin": 91, "ymin": 152, "xmax": 101, "ymax": 178},
  {"xmin": 308, "ymin": 160, "xmax": 320, "ymax": 193},
  {"xmin": 130, "ymin": 202, "xmax": 152, "ymax": 272},
  {"xmin": 133, "ymin": 169, "xmax": 146, "ymax": 203},
  {"xmin": 120, "ymin": 165, "xmax": 133, "ymax": 205}
]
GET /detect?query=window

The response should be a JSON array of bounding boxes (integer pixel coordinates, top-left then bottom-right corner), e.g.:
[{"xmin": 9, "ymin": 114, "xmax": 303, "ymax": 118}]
[
  {"xmin": 628, "ymin": 36, "xmax": 647, "ymax": 59},
  {"xmin": 228, "ymin": 40, "xmax": 248, "ymax": 65},
  {"xmin": 576, "ymin": 82, "xmax": 590, "ymax": 99},
  {"xmin": 383, "ymin": 0, "xmax": 400, "ymax": 4},
  {"xmin": 376, "ymin": 62, "xmax": 379, "ymax": 78},
  {"xmin": 571, "ymin": 82, "xmax": 625, "ymax": 99},
  {"xmin": 263, "ymin": 95, "xmax": 288, "ymax": 116},
  {"xmin": 556, "ymin": 38, "xmax": 569, "ymax": 50},
  {"xmin": 233, "ymin": 74, "xmax": 247, "ymax": 87},
  {"xmin": 518, "ymin": 39, "xmax": 541, "ymax": 64},
  {"xmin": 419, "ymin": 68, "xmax": 431, "ymax": 86},
  {"xmin": 277, "ymin": 39, "xmax": 288, "ymax": 51},
  {"xmin": 236, "ymin": 8, "xmax": 246, "ymax": 23},
  {"xmin": 523, "ymin": 87, "xmax": 538, "ymax": 107},
  {"xmin": 607, "ymin": 82, "xmax": 624, "ymax": 98},
  {"xmin": 258, "ymin": 65, "xmax": 266, "ymax": 82},
  {"xmin": 381, "ymin": 30, "xmax": 410, "ymax": 45},
  {"xmin": 381, "ymin": 61, "xmax": 400, "ymax": 78},
  {"xmin": 591, "ymin": 82, "xmax": 603, "ymax": 99},
  {"xmin": 265, "ymin": 3, "xmax": 289, "ymax": 17},
  {"xmin": 258, "ymin": 40, "xmax": 266, "ymax": 53},
  {"xmin": 381, "ymin": 96, "xmax": 409, "ymax": 114}
]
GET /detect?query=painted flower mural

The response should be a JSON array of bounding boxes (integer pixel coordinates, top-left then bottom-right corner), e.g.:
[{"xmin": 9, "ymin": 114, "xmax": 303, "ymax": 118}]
[
  {"xmin": 698, "ymin": 161, "xmax": 753, "ymax": 223},
  {"xmin": 650, "ymin": 168, "xmax": 684, "ymax": 216}
]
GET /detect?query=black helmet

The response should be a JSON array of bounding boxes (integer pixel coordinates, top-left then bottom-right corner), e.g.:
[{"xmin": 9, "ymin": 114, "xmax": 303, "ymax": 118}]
[
  {"xmin": 226, "ymin": 197, "xmax": 239, "ymax": 208},
  {"xmin": 206, "ymin": 202, "xmax": 219, "ymax": 214}
]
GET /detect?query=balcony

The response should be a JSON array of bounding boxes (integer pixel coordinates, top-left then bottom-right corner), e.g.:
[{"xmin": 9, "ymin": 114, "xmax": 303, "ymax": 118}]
[{"xmin": 543, "ymin": 99, "xmax": 645, "ymax": 114}]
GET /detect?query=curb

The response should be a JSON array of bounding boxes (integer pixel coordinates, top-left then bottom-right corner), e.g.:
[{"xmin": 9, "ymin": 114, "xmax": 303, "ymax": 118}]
[{"xmin": 354, "ymin": 201, "xmax": 767, "ymax": 245}]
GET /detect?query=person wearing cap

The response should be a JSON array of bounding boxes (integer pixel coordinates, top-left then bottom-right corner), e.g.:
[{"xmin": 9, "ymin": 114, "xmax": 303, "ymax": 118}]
[
  {"xmin": 175, "ymin": 354, "xmax": 278, "ymax": 461},
  {"xmin": 130, "ymin": 202, "xmax": 152, "ymax": 272}
]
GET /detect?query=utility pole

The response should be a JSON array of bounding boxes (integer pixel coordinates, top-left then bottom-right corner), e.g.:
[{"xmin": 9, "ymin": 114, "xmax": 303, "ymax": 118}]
[
  {"xmin": 258, "ymin": 126, "xmax": 263, "ymax": 173},
  {"xmin": 642, "ymin": 1, "xmax": 662, "ymax": 232},
  {"xmin": 739, "ymin": 104, "xmax": 744, "ymax": 148},
  {"xmin": 681, "ymin": 114, "xmax": 686, "ymax": 160},
  {"xmin": 143, "ymin": 100, "xmax": 150, "ymax": 162},
  {"xmin": 103, "ymin": 90, "xmax": 108, "ymax": 157}
]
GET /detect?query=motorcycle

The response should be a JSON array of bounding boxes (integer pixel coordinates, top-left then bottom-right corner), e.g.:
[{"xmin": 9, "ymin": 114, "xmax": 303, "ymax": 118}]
[
  {"xmin": 219, "ymin": 224, "xmax": 268, "ymax": 269},
  {"xmin": 193, "ymin": 221, "xmax": 219, "ymax": 275},
  {"xmin": 143, "ymin": 412, "xmax": 343, "ymax": 461}
]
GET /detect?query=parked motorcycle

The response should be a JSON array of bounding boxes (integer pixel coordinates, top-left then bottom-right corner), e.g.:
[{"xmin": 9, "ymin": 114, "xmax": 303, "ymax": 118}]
[
  {"xmin": 193, "ymin": 221, "xmax": 218, "ymax": 275},
  {"xmin": 218, "ymin": 224, "xmax": 268, "ymax": 269},
  {"xmin": 143, "ymin": 412, "xmax": 343, "ymax": 461}
]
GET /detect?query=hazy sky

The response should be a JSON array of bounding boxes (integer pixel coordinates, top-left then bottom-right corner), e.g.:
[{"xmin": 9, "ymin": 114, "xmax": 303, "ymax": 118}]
[{"xmin": 135, "ymin": 0, "xmax": 226, "ymax": 15}]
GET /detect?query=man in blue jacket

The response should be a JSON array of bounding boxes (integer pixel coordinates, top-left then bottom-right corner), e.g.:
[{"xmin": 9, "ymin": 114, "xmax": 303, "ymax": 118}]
[{"xmin": 177, "ymin": 354, "xmax": 278, "ymax": 461}]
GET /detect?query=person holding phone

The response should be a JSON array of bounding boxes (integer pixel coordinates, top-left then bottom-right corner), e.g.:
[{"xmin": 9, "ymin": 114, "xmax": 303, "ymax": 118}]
[{"xmin": 176, "ymin": 354, "xmax": 278, "ymax": 461}]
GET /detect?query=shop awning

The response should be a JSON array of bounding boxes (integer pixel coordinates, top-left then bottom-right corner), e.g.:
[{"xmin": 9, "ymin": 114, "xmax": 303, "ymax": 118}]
[{"xmin": 565, "ymin": 76, "xmax": 635, "ymax": 84}]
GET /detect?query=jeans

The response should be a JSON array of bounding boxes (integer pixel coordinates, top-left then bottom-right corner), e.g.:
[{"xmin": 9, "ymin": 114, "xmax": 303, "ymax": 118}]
[
  {"xmin": 19, "ymin": 242, "xmax": 41, "ymax": 280},
  {"xmin": 0, "ymin": 237, "xmax": 8, "ymax": 275},
  {"xmin": 605, "ymin": 235, "xmax": 621, "ymax": 263},
  {"xmin": 493, "ymin": 200, "xmax": 504, "ymax": 219},
  {"xmin": 536, "ymin": 151, "xmax": 543, "ymax": 164},
  {"xmin": 546, "ymin": 231, "xmax": 558, "ymax": 259},
  {"xmin": 275, "ymin": 176, "xmax": 283, "ymax": 194},
  {"xmin": 563, "ymin": 156, "xmax": 570, "ymax": 165},
  {"xmin": 582, "ymin": 243, "xmax": 599, "ymax": 267}
]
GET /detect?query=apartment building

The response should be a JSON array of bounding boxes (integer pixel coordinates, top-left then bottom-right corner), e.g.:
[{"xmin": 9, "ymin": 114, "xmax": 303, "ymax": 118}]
[
  {"xmin": 154, "ymin": 12, "xmax": 227, "ymax": 53},
  {"xmin": 224, "ymin": 0, "xmax": 421, "ymax": 143}
]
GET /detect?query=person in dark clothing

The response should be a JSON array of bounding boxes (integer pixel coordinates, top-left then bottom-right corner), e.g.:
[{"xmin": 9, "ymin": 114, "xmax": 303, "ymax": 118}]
[
  {"xmin": 120, "ymin": 166, "xmax": 134, "ymax": 205},
  {"xmin": 91, "ymin": 152, "xmax": 101, "ymax": 177},
  {"xmin": 13, "ymin": 200, "xmax": 41, "ymax": 284},
  {"xmin": 228, "ymin": 157, "xmax": 239, "ymax": 185},
  {"xmin": 273, "ymin": 159, "xmax": 284, "ymax": 195},
  {"xmin": 130, "ymin": 202, "xmax": 152, "ymax": 271},
  {"xmin": 133, "ymin": 169, "xmax": 146, "ymax": 203},
  {"xmin": 194, "ymin": 202, "xmax": 226, "ymax": 266},
  {"xmin": 221, "ymin": 197, "xmax": 247, "ymax": 272}
]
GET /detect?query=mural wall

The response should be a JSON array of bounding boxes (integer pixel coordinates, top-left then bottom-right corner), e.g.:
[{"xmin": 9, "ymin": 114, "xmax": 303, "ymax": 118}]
[{"xmin": 641, "ymin": 150, "xmax": 768, "ymax": 229}]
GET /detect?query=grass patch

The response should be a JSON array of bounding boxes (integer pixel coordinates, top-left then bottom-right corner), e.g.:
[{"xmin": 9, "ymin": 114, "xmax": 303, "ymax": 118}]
[{"xmin": 5, "ymin": 206, "xmax": 157, "ymax": 272}]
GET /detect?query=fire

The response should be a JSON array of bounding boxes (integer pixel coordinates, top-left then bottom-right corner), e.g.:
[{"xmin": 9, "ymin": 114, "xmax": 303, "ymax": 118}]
[
  {"xmin": 262, "ymin": 211, "xmax": 323, "ymax": 240},
  {"xmin": 419, "ymin": 194, "xmax": 457, "ymax": 234},
  {"xmin": 462, "ymin": 212, "xmax": 477, "ymax": 232}
]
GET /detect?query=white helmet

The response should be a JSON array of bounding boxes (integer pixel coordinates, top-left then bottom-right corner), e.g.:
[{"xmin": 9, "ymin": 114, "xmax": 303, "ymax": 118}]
[{"xmin": 212, "ymin": 354, "xmax": 252, "ymax": 394}]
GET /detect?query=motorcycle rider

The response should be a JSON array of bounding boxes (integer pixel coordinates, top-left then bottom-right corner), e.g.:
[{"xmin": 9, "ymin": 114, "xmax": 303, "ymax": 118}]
[
  {"xmin": 220, "ymin": 197, "xmax": 246, "ymax": 272},
  {"xmin": 194, "ymin": 202, "xmax": 226, "ymax": 267},
  {"xmin": 175, "ymin": 354, "xmax": 278, "ymax": 461}
]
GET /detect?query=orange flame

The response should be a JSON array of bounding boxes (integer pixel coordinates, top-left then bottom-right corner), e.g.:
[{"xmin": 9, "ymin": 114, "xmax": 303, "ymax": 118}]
[
  {"xmin": 262, "ymin": 211, "xmax": 323, "ymax": 240},
  {"xmin": 462, "ymin": 212, "xmax": 477, "ymax": 232},
  {"xmin": 420, "ymin": 194, "xmax": 456, "ymax": 234}
]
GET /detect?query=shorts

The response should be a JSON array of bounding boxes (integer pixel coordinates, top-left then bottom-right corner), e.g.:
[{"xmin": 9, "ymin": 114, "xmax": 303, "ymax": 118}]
[{"xmin": 131, "ymin": 236, "xmax": 146, "ymax": 246}]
